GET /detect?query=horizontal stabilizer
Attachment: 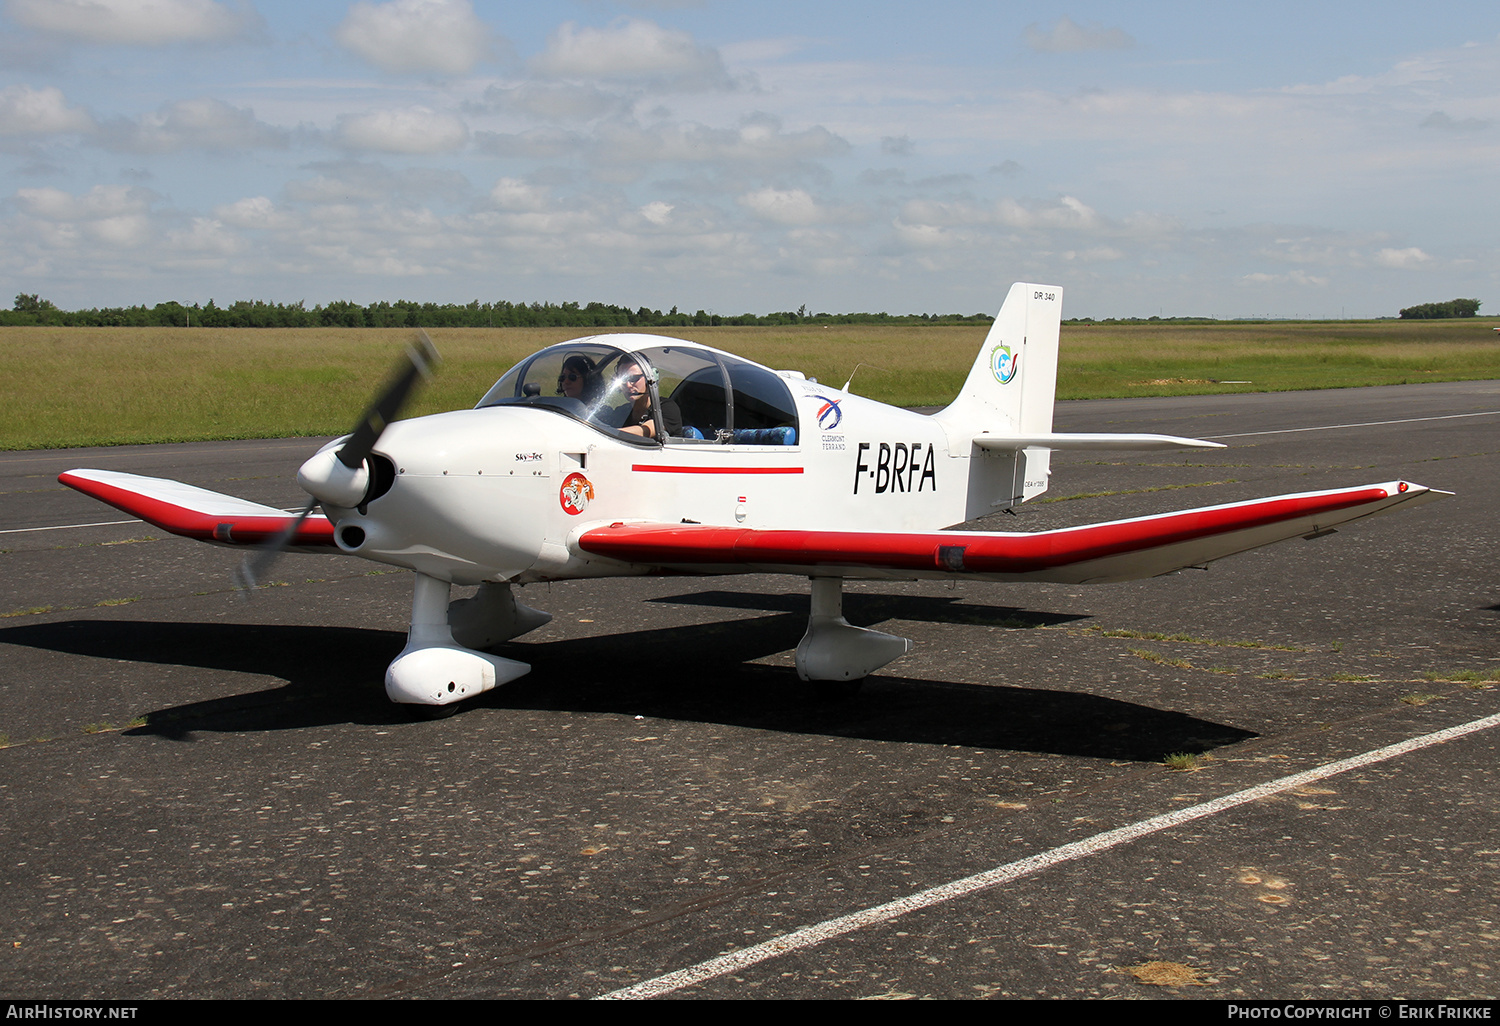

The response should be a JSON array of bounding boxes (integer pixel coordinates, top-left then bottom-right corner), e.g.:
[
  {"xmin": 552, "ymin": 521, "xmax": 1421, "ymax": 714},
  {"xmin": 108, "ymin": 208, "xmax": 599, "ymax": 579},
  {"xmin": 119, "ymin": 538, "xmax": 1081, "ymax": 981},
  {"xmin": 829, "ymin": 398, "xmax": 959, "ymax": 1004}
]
[
  {"xmin": 59, "ymin": 469, "xmax": 336, "ymax": 549},
  {"xmin": 974, "ymin": 432, "xmax": 1224, "ymax": 452},
  {"xmin": 578, "ymin": 481, "xmax": 1446, "ymax": 585}
]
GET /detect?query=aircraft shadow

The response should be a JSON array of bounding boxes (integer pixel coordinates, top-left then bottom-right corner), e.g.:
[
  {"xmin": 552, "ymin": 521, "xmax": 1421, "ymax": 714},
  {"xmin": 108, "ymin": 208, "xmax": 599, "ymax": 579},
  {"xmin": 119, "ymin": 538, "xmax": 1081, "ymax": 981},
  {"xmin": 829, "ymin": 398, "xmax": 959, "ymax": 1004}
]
[
  {"xmin": 0, "ymin": 619, "xmax": 408, "ymax": 733},
  {"xmin": 502, "ymin": 617, "xmax": 1253, "ymax": 761},
  {"xmin": 1, "ymin": 615, "xmax": 1251, "ymax": 760},
  {"xmin": 648, "ymin": 589, "xmax": 1089, "ymax": 629}
]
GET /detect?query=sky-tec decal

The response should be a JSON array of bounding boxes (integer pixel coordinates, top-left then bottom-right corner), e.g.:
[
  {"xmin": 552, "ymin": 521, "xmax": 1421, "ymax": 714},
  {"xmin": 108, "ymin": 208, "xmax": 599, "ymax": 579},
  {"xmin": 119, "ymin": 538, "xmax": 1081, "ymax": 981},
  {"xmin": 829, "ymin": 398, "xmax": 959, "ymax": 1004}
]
[
  {"xmin": 989, "ymin": 343, "xmax": 1019, "ymax": 384},
  {"xmin": 853, "ymin": 442, "xmax": 937, "ymax": 494}
]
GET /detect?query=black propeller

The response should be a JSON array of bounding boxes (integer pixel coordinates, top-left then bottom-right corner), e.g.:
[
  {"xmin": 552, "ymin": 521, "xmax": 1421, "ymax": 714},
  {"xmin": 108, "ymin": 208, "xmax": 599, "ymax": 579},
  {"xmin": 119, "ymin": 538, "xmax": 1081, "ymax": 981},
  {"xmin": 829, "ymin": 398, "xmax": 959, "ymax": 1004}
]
[
  {"xmin": 235, "ymin": 330, "xmax": 441, "ymax": 594},
  {"xmin": 338, "ymin": 330, "xmax": 441, "ymax": 470}
]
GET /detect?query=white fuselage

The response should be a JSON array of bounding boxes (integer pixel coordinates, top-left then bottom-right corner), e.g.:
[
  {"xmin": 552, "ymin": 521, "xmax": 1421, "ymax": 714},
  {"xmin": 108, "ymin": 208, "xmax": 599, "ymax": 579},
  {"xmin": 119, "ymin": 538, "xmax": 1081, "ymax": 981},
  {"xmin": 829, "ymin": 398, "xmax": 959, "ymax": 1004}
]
[{"xmin": 321, "ymin": 374, "xmax": 971, "ymax": 586}]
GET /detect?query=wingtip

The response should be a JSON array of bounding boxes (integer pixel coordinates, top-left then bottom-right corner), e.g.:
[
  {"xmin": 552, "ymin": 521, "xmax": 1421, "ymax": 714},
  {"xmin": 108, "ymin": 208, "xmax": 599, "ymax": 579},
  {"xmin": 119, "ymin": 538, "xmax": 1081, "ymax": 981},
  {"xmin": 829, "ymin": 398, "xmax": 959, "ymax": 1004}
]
[{"xmin": 1384, "ymin": 480, "xmax": 1452, "ymax": 504}]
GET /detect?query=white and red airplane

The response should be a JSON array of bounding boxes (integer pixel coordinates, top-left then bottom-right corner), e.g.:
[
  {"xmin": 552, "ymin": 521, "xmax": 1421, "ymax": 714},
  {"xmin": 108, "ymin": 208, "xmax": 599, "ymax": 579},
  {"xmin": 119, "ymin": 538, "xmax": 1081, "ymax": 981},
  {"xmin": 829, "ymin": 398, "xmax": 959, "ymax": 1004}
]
[{"xmin": 61, "ymin": 283, "xmax": 1446, "ymax": 711}]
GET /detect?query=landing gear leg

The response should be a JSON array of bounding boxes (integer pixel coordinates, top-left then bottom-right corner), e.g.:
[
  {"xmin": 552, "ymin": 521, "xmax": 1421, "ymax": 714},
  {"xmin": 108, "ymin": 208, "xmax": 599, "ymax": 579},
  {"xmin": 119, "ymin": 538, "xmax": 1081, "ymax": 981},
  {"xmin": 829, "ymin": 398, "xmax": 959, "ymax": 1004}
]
[
  {"xmin": 385, "ymin": 573, "xmax": 531, "ymax": 709},
  {"xmin": 794, "ymin": 577, "xmax": 912, "ymax": 688},
  {"xmin": 448, "ymin": 581, "xmax": 552, "ymax": 649}
]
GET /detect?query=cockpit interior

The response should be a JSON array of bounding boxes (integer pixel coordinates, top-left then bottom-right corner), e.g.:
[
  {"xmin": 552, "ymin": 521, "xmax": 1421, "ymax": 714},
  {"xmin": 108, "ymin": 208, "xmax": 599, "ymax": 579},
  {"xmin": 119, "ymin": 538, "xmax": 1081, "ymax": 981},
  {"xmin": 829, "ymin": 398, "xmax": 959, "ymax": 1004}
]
[{"xmin": 477, "ymin": 340, "xmax": 800, "ymax": 446}]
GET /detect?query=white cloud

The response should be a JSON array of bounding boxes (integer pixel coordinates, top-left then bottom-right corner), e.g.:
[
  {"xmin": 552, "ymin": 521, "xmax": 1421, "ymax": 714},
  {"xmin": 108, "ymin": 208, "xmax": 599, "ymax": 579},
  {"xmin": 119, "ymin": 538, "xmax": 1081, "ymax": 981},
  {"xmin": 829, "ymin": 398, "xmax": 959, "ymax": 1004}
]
[
  {"xmin": 5, "ymin": 0, "xmax": 257, "ymax": 44},
  {"xmin": 213, "ymin": 195, "xmax": 294, "ymax": 229},
  {"xmin": 473, "ymin": 127, "xmax": 585, "ymax": 159},
  {"xmin": 533, "ymin": 19, "xmax": 730, "ymax": 90},
  {"xmin": 334, "ymin": 0, "xmax": 494, "ymax": 75},
  {"xmin": 890, "ymin": 217, "xmax": 964, "ymax": 250},
  {"xmin": 738, "ymin": 187, "xmax": 820, "ymax": 226},
  {"xmin": 897, "ymin": 199, "xmax": 987, "ymax": 229},
  {"xmin": 595, "ymin": 113, "xmax": 848, "ymax": 168},
  {"xmin": 16, "ymin": 183, "xmax": 149, "ymax": 220},
  {"xmin": 15, "ymin": 183, "xmax": 155, "ymax": 248},
  {"xmin": 1420, "ymin": 111, "xmax": 1490, "ymax": 131},
  {"xmin": 0, "ymin": 85, "xmax": 93, "ymax": 135},
  {"xmin": 489, "ymin": 177, "xmax": 547, "ymax": 212},
  {"xmin": 477, "ymin": 82, "xmax": 628, "ymax": 122},
  {"xmin": 1375, "ymin": 246, "xmax": 1432, "ymax": 268},
  {"xmin": 1025, "ymin": 16, "xmax": 1134, "ymax": 54},
  {"xmin": 279, "ymin": 161, "xmax": 468, "ymax": 205},
  {"xmin": 1239, "ymin": 271, "xmax": 1330, "ymax": 287},
  {"xmin": 1064, "ymin": 246, "xmax": 1124, "ymax": 262},
  {"xmin": 87, "ymin": 213, "xmax": 151, "ymax": 246},
  {"xmin": 285, "ymin": 167, "xmax": 391, "ymax": 204},
  {"xmin": 996, "ymin": 195, "xmax": 1102, "ymax": 231},
  {"xmin": 639, "ymin": 200, "xmax": 673, "ymax": 226},
  {"xmin": 334, "ymin": 107, "xmax": 468, "ymax": 153},
  {"xmin": 895, "ymin": 196, "xmax": 1107, "ymax": 235},
  {"xmin": 164, "ymin": 216, "xmax": 242, "ymax": 257},
  {"xmin": 97, "ymin": 98, "xmax": 286, "ymax": 153}
]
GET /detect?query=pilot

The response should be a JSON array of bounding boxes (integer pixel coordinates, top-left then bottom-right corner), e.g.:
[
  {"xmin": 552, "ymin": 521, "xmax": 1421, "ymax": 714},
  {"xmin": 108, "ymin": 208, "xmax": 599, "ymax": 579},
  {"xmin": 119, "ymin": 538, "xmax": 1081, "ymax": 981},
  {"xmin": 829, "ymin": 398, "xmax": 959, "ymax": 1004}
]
[
  {"xmin": 556, "ymin": 353, "xmax": 599, "ymax": 403},
  {"xmin": 614, "ymin": 356, "xmax": 681, "ymax": 439}
]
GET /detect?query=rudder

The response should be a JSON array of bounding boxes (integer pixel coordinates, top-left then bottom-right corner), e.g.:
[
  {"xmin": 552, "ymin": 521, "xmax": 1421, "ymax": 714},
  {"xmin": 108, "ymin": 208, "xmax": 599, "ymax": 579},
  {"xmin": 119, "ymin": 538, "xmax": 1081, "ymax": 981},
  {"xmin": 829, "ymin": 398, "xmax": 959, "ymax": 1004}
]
[
  {"xmin": 934, "ymin": 283, "xmax": 1063, "ymax": 517},
  {"xmin": 934, "ymin": 281, "xmax": 1063, "ymax": 437}
]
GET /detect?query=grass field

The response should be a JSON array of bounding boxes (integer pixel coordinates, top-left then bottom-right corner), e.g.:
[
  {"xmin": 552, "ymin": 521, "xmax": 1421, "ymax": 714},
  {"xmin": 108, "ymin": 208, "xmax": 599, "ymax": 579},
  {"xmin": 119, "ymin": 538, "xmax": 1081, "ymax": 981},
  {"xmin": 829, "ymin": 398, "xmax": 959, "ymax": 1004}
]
[{"xmin": 3, "ymin": 318, "xmax": 1499, "ymax": 450}]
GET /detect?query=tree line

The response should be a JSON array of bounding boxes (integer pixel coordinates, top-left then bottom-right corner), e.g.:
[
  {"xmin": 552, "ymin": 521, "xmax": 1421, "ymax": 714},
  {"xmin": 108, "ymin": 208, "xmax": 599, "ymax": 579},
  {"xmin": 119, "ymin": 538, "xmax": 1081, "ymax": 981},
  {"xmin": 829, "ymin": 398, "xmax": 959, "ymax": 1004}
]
[
  {"xmin": 3, "ymin": 294, "xmax": 993, "ymax": 329},
  {"xmin": 1399, "ymin": 298, "xmax": 1482, "ymax": 319}
]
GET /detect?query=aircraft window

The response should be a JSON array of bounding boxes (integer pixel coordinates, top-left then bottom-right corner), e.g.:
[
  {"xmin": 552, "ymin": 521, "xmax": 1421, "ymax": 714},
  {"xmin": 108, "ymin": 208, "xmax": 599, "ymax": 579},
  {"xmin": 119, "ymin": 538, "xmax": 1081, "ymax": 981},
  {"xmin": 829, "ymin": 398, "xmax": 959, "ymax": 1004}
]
[
  {"xmin": 725, "ymin": 358, "xmax": 799, "ymax": 445},
  {"xmin": 637, "ymin": 346, "xmax": 729, "ymax": 443},
  {"xmin": 476, "ymin": 342, "xmax": 652, "ymax": 440},
  {"xmin": 477, "ymin": 341, "xmax": 797, "ymax": 446}
]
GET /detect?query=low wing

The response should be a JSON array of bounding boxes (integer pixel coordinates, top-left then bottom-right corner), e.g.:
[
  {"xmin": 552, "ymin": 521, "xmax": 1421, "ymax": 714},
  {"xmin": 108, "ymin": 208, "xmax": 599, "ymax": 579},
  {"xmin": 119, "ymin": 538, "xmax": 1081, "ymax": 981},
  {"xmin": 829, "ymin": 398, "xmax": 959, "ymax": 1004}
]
[
  {"xmin": 578, "ymin": 481, "xmax": 1445, "ymax": 585},
  {"xmin": 59, "ymin": 469, "xmax": 337, "ymax": 550}
]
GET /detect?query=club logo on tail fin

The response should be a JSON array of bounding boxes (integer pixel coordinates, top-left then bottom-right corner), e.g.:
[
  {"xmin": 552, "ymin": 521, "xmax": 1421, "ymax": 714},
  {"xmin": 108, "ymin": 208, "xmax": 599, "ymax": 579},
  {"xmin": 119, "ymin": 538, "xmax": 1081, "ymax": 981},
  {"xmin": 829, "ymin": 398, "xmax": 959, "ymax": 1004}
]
[{"xmin": 989, "ymin": 344, "xmax": 1019, "ymax": 384}]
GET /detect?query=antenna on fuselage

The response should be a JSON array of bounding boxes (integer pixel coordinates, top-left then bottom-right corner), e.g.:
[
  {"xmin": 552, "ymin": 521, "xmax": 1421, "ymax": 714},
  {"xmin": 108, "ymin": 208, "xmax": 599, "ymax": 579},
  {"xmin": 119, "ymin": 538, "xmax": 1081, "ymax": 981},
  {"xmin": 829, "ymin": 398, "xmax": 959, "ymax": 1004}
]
[{"xmin": 841, "ymin": 363, "xmax": 885, "ymax": 393}]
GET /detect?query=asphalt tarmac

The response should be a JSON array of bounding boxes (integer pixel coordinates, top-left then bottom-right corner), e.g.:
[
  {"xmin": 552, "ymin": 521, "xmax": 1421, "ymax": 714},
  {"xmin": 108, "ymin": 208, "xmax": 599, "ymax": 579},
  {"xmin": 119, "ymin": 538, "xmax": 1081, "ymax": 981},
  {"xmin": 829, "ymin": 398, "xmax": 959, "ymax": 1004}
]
[{"xmin": 1, "ymin": 381, "xmax": 1498, "ymax": 1000}]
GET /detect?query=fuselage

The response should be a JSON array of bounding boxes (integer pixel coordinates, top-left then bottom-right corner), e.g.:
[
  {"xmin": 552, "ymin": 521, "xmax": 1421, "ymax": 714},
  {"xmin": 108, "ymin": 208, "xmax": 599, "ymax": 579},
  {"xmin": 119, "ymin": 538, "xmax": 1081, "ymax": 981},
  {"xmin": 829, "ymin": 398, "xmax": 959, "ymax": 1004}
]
[{"xmin": 315, "ymin": 335, "xmax": 976, "ymax": 585}]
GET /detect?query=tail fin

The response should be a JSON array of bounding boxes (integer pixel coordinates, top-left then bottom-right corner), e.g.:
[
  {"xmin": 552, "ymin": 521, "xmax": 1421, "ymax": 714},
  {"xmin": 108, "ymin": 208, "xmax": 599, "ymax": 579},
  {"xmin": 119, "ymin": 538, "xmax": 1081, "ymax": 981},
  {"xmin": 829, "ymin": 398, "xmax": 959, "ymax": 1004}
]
[
  {"xmin": 934, "ymin": 283, "xmax": 1063, "ymax": 516},
  {"xmin": 936, "ymin": 282, "xmax": 1220, "ymax": 518},
  {"xmin": 934, "ymin": 282, "xmax": 1063, "ymax": 440}
]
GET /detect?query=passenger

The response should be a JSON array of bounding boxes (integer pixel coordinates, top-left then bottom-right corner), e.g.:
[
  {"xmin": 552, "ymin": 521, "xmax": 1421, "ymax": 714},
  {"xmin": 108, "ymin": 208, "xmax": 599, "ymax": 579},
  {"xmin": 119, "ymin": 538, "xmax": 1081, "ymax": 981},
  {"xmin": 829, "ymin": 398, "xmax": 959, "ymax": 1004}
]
[
  {"xmin": 614, "ymin": 357, "xmax": 682, "ymax": 439},
  {"xmin": 556, "ymin": 354, "xmax": 599, "ymax": 403}
]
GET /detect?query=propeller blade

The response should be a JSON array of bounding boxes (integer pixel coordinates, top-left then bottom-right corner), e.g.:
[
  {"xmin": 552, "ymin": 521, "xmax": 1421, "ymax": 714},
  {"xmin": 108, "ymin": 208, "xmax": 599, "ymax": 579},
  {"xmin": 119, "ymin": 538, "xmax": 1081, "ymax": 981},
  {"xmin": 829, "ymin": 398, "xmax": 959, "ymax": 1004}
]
[
  {"xmin": 236, "ymin": 329, "xmax": 441, "ymax": 596},
  {"xmin": 338, "ymin": 329, "xmax": 440, "ymax": 469},
  {"xmin": 233, "ymin": 498, "xmax": 317, "ymax": 595}
]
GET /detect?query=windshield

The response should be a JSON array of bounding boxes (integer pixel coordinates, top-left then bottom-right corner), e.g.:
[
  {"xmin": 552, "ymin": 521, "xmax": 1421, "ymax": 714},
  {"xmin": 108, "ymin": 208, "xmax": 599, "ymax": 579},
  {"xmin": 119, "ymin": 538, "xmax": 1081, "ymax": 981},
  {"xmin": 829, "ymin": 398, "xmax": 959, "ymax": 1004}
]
[
  {"xmin": 477, "ymin": 338, "xmax": 799, "ymax": 445},
  {"xmin": 477, "ymin": 341, "xmax": 645, "ymax": 434}
]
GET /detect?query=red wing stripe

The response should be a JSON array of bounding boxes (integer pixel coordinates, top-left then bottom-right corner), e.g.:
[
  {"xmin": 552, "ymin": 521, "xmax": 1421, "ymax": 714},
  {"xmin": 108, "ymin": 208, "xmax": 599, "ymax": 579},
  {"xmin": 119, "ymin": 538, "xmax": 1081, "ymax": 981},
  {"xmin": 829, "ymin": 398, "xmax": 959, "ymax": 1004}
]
[
  {"xmin": 579, "ymin": 486, "xmax": 1394, "ymax": 573},
  {"xmin": 632, "ymin": 465, "xmax": 804, "ymax": 475},
  {"xmin": 59, "ymin": 471, "xmax": 336, "ymax": 548}
]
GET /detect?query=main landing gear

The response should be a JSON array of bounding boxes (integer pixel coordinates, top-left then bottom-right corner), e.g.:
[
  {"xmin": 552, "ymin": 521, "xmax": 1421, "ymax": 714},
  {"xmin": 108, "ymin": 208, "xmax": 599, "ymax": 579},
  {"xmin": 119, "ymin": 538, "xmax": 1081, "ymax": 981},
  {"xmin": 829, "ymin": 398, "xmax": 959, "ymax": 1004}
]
[
  {"xmin": 388, "ymin": 573, "xmax": 911, "ymax": 712},
  {"xmin": 795, "ymin": 577, "xmax": 912, "ymax": 691}
]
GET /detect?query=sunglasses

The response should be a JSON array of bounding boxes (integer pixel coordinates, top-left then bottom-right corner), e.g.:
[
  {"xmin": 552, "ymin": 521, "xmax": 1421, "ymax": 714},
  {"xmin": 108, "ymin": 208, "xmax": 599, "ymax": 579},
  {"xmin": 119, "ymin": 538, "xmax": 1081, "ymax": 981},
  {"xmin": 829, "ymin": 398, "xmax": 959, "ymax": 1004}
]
[{"xmin": 557, "ymin": 372, "xmax": 581, "ymax": 382}]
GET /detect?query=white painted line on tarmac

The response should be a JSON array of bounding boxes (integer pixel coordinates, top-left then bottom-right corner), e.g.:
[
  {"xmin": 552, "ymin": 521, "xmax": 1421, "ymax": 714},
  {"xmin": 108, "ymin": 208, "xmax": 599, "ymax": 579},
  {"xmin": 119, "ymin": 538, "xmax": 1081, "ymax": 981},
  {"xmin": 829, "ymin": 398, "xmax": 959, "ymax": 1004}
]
[
  {"xmin": 600, "ymin": 710, "xmax": 1500, "ymax": 1000},
  {"xmin": 0, "ymin": 441, "xmax": 319, "ymax": 466},
  {"xmin": 1207, "ymin": 409, "xmax": 1500, "ymax": 439},
  {"xmin": 1, "ymin": 508, "xmax": 305, "ymax": 536},
  {"xmin": 0, "ymin": 518, "xmax": 140, "ymax": 535}
]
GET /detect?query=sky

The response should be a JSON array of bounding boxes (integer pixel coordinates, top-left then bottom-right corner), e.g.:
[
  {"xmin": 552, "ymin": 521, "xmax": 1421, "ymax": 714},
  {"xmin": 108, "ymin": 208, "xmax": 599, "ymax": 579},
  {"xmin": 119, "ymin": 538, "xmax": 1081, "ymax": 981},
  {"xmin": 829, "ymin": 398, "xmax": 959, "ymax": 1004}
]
[{"xmin": 0, "ymin": 0, "xmax": 1496, "ymax": 319}]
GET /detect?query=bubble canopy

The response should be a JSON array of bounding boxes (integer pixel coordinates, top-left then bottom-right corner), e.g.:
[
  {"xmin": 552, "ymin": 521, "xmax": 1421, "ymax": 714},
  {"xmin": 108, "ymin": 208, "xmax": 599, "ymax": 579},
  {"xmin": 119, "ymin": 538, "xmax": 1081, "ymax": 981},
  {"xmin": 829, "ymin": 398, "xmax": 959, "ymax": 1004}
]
[{"xmin": 476, "ymin": 337, "xmax": 800, "ymax": 445}]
